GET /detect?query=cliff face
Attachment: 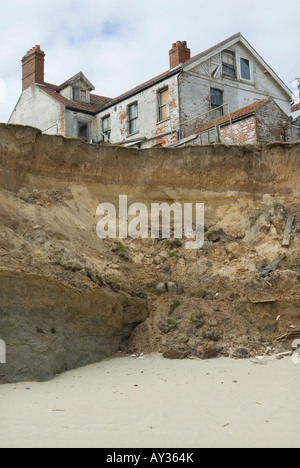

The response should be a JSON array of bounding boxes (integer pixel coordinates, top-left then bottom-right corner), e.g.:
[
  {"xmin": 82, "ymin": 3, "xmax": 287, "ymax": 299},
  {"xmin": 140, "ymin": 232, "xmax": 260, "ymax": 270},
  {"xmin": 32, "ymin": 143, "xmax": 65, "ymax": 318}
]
[{"xmin": 0, "ymin": 124, "xmax": 300, "ymax": 382}]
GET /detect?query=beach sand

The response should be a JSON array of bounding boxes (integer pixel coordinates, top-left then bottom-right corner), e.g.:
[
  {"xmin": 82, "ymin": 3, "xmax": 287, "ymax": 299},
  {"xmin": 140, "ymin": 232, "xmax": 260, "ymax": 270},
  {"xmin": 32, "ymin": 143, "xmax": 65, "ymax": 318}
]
[{"xmin": 0, "ymin": 353, "xmax": 299, "ymax": 448}]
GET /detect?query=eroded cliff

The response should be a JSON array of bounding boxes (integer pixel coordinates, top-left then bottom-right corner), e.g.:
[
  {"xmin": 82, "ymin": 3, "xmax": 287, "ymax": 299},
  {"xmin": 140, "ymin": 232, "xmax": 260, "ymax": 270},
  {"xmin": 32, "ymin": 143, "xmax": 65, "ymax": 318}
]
[{"xmin": 0, "ymin": 124, "xmax": 300, "ymax": 382}]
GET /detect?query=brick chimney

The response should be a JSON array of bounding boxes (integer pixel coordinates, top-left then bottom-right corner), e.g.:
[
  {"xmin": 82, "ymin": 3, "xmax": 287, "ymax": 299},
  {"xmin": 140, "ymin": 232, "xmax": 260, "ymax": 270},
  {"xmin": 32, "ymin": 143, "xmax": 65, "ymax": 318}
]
[
  {"xmin": 22, "ymin": 45, "xmax": 45, "ymax": 91},
  {"xmin": 169, "ymin": 41, "xmax": 191, "ymax": 69}
]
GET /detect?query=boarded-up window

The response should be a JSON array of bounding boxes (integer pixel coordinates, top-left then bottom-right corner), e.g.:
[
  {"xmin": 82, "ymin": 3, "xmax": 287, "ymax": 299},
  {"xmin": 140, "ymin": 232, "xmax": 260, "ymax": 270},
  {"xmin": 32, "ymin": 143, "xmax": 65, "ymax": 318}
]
[
  {"xmin": 129, "ymin": 103, "xmax": 139, "ymax": 134},
  {"xmin": 159, "ymin": 88, "xmax": 169, "ymax": 121},
  {"xmin": 80, "ymin": 89, "xmax": 87, "ymax": 102},
  {"xmin": 222, "ymin": 50, "xmax": 237, "ymax": 79}
]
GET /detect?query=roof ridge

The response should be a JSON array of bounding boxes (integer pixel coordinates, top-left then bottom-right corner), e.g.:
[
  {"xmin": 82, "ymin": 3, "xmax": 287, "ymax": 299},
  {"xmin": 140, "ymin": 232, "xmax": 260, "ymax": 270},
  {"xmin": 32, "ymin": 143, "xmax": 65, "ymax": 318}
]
[
  {"xmin": 38, "ymin": 83, "xmax": 112, "ymax": 113},
  {"xmin": 99, "ymin": 33, "xmax": 242, "ymax": 109},
  {"xmin": 182, "ymin": 32, "xmax": 242, "ymax": 68}
]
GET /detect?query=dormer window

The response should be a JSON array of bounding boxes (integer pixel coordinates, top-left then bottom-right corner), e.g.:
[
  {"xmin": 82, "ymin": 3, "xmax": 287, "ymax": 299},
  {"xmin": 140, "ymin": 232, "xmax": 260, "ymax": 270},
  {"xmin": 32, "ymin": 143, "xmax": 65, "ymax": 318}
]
[
  {"xmin": 72, "ymin": 87, "xmax": 88, "ymax": 103},
  {"xmin": 72, "ymin": 87, "xmax": 79, "ymax": 102},
  {"xmin": 80, "ymin": 89, "xmax": 87, "ymax": 102}
]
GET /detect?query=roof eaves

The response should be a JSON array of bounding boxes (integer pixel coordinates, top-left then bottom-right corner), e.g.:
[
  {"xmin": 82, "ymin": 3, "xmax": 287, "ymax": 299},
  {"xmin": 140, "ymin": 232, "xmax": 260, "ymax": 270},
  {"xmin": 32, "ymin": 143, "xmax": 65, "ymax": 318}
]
[
  {"xmin": 192, "ymin": 97, "xmax": 270, "ymax": 135},
  {"xmin": 58, "ymin": 72, "xmax": 95, "ymax": 91},
  {"xmin": 182, "ymin": 32, "xmax": 242, "ymax": 71},
  {"xmin": 238, "ymin": 35, "xmax": 292, "ymax": 99},
  {"xmin": 95, "ymin": 66, "xmax": 182, "ymax": 114}
]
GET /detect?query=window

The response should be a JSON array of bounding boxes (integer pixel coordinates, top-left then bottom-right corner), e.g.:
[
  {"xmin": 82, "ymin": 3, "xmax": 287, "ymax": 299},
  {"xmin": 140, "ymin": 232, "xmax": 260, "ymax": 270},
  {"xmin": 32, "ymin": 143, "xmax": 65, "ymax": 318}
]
[
  {"xmin": 102, "ymin": 115, "xmax": 111, "ymax": 142},
  {"xmin": 240, "ymin": 58, "xmax": 251, "ymax": 80},
  {"xmin": 78, "ymin": 122, "xmax": 89, "ymax": 141},
  {"xmin": 210, "ymin": 89, "xmax": 223, "ymax": 118},
  {"xmin": 72, "ymin": 87, "xmax": 80, "ymax": 102},
  {"xmin": 80, "ymin": 89, "xmax": 87, "ymax": 102},
  {"xmin": 128, "ymin": 103, "xmax": 138, "ymax": 134},
  {"xmin": 158, "ymin": 88, "xmax": 169, "ymax": 121},
  {"xmin": 72, "ymin": 87, "xmax": 88, "ymax": 103},
  {"xmin": 222, "ymin": 50, "xmax": 237, "ymax": 79}
]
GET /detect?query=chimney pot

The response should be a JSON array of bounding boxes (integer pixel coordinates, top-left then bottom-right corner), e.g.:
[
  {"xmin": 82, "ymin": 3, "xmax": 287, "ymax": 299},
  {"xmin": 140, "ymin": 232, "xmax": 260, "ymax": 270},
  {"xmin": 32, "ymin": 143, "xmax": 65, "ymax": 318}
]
[
  {"xmin": 22, "ymin": 45, "xmax": 45, "ymax": 91},
  {"xmin": 169, "ymin": 41, "xmax": 191, "ymax": 69}
]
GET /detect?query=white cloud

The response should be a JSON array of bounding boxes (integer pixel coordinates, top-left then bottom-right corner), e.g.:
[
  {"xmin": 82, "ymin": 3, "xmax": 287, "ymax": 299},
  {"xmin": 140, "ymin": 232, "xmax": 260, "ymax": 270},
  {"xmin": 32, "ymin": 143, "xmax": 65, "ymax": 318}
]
[{"xmin": 1, "ymin": 0, "xmax": 300, "ymax": 122}]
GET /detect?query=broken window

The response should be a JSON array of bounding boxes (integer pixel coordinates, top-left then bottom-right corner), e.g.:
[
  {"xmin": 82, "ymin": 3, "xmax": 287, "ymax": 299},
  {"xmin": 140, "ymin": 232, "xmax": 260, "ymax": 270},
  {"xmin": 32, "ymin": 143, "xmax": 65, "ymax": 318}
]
[
  {"xmin": 102, "ymin": 115, "xmax": 111, "ymax": 142},
  {"xmin": 128, "ymin": 102, "xmax": 138, "ymax": 134},
  {"xmin": 158, "ymin": 88, "xmax": 169, "ymax": 121},
  {"xmin": 240, "ymin": 57, "xmax": 251, "ymax": 80},
  {"xmin": 78, "ymin": 122, "xmax": 89, "ymax": 141},
  {"xmin": 222, "ymin": 50, "xmax": 237, "ymax": 79},
  {"xmin": 210, "ymin": 88, "xmax": 224, "ymax": 118}
]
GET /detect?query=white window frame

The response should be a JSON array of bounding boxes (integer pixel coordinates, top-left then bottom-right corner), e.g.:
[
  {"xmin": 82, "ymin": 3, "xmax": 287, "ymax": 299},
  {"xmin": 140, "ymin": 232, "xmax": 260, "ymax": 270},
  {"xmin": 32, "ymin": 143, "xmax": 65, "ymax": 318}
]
[
  {"xmin": 239, "ymin": 56, "xmax": 252, "ymax": 82},
  {"xmin": 128, "ymin": 102, "xmax": 139, "ymax": 135}
]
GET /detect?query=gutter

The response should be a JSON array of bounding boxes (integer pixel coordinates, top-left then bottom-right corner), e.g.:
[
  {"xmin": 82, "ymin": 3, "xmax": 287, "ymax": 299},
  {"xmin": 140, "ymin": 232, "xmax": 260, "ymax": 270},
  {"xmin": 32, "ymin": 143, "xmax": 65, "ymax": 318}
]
[{"xmin": 177, "ymin": 69, "xmax": 183, "ymax": 140}]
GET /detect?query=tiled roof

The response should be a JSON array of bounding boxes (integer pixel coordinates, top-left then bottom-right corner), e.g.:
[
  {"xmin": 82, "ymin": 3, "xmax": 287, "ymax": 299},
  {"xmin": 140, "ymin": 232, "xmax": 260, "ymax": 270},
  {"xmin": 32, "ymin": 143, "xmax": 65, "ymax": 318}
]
[
  {"xmin": 99, "ymin": 66, "xmax": 182, "ymax": 111},
  {"xmin": 291, "ymin": 102, "xmax": 300, "ymax": 113},
  {"xmin": 39, "ymin": 82, "xmax": 113, "ymax": 114},
  {"xmin": 58, "ymin": 72, "xmax": 84, "ymax": 90},
  {"xmin": 36, "ymin": 32, "xmax": 272, "ymax": 117},
  {"xmin": 98, "ymin": 33, "xmax": 242, "ymax": 112},
  {"xmin": 182, "ymin": 32, "xmax": 241, "ymax": 69},
  {"xmin": 191, "ymin": 97, "xmax": 271, "ymax": 135}
]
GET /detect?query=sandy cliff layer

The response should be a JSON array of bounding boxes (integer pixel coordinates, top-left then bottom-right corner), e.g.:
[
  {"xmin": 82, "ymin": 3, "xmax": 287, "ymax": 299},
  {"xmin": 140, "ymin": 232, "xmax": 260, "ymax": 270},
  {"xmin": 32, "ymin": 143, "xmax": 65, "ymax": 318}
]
[{"xmin": 0, "ymin": 123, "xmax": 300, "ymax": 382}]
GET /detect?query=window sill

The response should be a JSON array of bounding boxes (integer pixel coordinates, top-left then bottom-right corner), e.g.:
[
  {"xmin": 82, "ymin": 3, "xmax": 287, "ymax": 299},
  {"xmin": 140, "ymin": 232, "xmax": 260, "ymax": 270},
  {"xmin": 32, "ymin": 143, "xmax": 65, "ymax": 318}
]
[
  {"xmin": 127, "ymin": 130, "xmax": 139, "ymax": 138},
  {"xmin": 239, "ymin": 77, "xmax": 253, "ymax": 84},
  {"xmin": 222, "ymin": 74, "xmax": 237, "ymax": 82},
  {"xmin": 157, "ymin": 117, "xmax": 170, "ymax": 125}
]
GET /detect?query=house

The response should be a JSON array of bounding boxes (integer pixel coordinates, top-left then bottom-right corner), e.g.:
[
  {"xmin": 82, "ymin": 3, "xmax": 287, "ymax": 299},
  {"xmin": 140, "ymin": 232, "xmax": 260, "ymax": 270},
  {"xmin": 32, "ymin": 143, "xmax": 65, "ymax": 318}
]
[
  {"xmin": 290, "ymin": 103, "xmax": 300, "ymax": 142},
  {"xmin": 174, "ymin": 97, "xmax": 291, "ymax": 146},
  {"xmin": 9, "ymin": 33, "xmax": 293, "ymax": 147}
]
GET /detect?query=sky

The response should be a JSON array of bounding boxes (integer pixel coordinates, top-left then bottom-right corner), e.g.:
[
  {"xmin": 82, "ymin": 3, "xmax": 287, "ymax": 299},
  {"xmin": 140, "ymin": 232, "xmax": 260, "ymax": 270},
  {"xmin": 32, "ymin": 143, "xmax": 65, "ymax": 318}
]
[{"xmin": 0, "ymin": 0, "xmax": 300, "ymax": 122}]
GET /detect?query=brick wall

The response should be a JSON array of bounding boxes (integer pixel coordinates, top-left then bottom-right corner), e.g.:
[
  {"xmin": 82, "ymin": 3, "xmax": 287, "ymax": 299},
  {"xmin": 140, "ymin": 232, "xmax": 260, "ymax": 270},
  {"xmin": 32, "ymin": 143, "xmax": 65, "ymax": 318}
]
[
  {"xmin": 219, "ymin": 116, "xmax": 257, "ymax": 144},
  {"xmin": 22, "ymin": 46, "xmax": 45, "ymax": 91},
  {"xmin": 255, "ymin": 98, "xmax": 291, "ymax": 142}
]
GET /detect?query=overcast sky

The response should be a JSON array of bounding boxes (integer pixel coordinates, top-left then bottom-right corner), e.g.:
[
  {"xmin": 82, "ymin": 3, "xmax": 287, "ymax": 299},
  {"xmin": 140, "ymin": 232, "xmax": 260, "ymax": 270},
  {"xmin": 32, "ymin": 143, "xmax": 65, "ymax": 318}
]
[{"xmin": 0, "ymin": 0, "xmax": 299, "ymax": 122}]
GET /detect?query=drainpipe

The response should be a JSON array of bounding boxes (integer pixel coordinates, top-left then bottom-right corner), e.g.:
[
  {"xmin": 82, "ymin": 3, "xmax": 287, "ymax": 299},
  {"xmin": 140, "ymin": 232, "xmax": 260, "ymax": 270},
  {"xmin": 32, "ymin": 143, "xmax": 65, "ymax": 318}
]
[{"xmin": 177, "ymin": 70, "xmax": 183, "ymax": 141}]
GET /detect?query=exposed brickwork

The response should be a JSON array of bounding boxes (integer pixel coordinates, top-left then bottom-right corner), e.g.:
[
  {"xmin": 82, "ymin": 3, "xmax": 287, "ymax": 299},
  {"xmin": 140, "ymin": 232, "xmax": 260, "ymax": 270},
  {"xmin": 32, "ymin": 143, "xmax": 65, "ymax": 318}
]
[
  {"xmin": 291, "ymin": 102, "xmax": 300, "ymax": 113},
  {"xmin": 22, "ymin": 45, "xmax": 45, "ymax": 91},
  {"xmin": 220, "ymin": 116, "xmax": 257, "ymax": 144},
  {"xmin": 193, "ymin": 98, "xmax": 291, "ymax": 145},
  {"xmin": 256, "ymin": 98, "xmax": 291, "ymax": 142},
  {"xmin": 169, "ymin": 41, "xmax": 191, "ymax": 69}
]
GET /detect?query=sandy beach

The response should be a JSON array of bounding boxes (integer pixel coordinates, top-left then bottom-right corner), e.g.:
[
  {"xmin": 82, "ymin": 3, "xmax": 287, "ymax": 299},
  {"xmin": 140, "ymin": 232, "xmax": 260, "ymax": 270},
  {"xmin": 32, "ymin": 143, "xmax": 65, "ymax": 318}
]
[{"xmin": 0, "ymin": 353, "xmax": 299, "ymax": 449}]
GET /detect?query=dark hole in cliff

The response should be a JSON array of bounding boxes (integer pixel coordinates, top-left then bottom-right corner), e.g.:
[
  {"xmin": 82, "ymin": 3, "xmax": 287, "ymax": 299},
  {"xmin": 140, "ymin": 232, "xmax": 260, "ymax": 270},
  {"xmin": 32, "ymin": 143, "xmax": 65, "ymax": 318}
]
[{"xmin": 51, "ymin": 328, "xmax": 56, "ymax": 335}]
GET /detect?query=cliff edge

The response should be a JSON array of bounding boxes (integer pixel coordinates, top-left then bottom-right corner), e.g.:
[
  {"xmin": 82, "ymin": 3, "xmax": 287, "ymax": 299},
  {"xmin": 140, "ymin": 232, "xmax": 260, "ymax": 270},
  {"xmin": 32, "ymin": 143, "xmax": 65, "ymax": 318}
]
[{"xmin": 0, "ymin": 124, "xmax": 300, "ymax": 382}]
